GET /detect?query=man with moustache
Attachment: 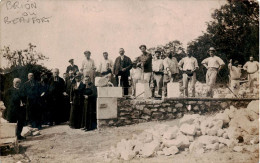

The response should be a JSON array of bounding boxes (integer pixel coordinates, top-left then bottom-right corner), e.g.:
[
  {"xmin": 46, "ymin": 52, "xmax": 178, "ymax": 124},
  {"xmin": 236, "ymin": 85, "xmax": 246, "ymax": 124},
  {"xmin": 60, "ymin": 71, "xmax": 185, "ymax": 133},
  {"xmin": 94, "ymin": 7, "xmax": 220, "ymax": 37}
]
[{"xmin": 113, "ymin": 48, "xmax": 132, "ymax": 95}]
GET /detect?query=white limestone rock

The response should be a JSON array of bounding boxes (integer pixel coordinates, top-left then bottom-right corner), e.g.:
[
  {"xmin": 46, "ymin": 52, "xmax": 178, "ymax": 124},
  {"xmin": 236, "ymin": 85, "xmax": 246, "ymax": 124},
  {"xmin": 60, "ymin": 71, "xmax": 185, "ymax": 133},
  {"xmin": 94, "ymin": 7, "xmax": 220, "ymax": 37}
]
[
  {"xmin": 162, "ymin": 146, "xmax": 179, "ymax": 156},
  {"xmin": 162, "ymin": 126, "xmax": 179, "ymax": 140},
  {"xmin": 180, "ymin": 124, "xmax": 196, "ymax": 136}
]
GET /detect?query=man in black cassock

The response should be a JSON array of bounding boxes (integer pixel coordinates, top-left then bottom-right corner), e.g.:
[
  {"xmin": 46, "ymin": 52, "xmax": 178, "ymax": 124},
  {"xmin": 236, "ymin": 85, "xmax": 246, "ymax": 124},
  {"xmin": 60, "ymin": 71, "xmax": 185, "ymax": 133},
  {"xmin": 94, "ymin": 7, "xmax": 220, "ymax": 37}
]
[
  {"xmin": 4, "ymin": 78, "xmax": 26, "ymax": 140},
  {"xmin": 48, "ymin": 68, "xmax": 66, "ymax": 125}
]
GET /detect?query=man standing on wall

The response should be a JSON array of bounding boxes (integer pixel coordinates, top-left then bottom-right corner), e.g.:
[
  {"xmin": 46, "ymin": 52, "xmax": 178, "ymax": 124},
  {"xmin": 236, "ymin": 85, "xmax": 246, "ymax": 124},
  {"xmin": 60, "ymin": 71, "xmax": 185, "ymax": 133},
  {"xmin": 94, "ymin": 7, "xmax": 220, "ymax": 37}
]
[
  {"xmin": 201, "ymin": 47, "xmax": 225, "ymax": 97},
  {"xmin": 152, "ymin": 50, "xmax": 164, "ymax": 97},
  {"xmin": 81, "ymin": 51, "xmax": 96, "ymax": 83},
  {"xmin": 135, "ymin": 45, "xmax": 153, "ymax": 83},
  {"xmin": 178, "ymin": 52, "xmax": 199, "ymax": 97},
  {"xmin": 66, "ymin": 59, "xmax": 79, "ymax": 74},
  {"xmin": 243, "ymin": 56, "xmax": 259, "ymax": 93},
  {"xmin": 98, "ymin": 52, "xmax": 113, "ymax": 81},
  {"xmin": 163, "ymin": 52, "xmax": 179, "ymax": 97},
  {"xmin": 113, "ymin": 48, "xmax": 132, "ymax": 96}
]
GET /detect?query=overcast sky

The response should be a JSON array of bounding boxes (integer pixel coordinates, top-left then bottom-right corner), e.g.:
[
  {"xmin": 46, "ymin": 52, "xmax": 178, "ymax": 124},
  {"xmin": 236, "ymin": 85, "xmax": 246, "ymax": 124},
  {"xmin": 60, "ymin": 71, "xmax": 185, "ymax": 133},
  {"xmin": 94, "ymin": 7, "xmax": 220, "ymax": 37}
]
[{"xmin": 1, "ymin": 0, "xmax": 226, "ymax": 74}]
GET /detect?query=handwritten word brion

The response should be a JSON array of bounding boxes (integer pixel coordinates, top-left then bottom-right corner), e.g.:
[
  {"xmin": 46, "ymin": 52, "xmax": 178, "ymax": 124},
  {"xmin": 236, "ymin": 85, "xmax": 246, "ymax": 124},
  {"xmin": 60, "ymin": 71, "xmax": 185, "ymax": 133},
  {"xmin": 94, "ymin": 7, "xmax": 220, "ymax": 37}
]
[
  {"xmin": 6, "ymin": 0, "xmax": 37, "ymax": 10},
  {"xmin": 4, "ymin": 16, "xmax": 51, "ymax": 24}
]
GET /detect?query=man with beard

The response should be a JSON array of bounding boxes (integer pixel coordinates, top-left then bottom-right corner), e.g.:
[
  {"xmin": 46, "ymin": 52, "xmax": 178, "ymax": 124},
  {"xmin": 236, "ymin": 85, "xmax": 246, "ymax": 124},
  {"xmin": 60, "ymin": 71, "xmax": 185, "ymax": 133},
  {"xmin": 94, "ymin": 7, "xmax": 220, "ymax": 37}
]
[
  {"xmin": 23, "ymin": 73, "xmax": 41, "ymax": 129},
  {"xmin": 4, "ymin": 78, "xmax": 26, "ymax": 140},
  {"xmin": 48, "ymin": 68, "xmax": 66, "ymax": 125},
  {"xmin": 113, "ymin": 48, "xmax": 132, "ymax": 96}
]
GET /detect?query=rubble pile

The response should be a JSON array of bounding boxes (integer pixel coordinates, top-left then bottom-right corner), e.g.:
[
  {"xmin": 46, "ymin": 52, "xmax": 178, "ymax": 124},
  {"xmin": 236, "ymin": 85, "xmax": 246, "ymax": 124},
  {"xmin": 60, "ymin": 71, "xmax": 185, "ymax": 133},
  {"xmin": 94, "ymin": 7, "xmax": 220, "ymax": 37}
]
[
  {"xmin": 106, "ymin": 100, "xmax": 259, "ymax": 161},
  {"xmin": 21, "ymin": 126, "xmax": 41, "ymax": 137}
]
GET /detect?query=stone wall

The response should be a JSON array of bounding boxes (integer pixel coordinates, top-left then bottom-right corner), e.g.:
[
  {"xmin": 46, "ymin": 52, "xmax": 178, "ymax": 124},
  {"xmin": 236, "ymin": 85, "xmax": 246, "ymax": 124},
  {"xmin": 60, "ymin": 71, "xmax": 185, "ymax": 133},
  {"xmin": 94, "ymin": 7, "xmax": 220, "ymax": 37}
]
[{"xmin": 97, "ymin": 98, "xmax": 257, "ymax": 129}]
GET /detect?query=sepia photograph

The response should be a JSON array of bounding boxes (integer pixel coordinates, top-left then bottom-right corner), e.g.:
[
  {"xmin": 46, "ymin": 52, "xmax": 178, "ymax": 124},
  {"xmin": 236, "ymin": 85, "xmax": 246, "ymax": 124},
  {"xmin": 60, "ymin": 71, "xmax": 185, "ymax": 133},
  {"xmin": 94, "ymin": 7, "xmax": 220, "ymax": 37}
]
[{"xmin": 0, "ymin": 0, "xmax": 259, "ymax": 162}]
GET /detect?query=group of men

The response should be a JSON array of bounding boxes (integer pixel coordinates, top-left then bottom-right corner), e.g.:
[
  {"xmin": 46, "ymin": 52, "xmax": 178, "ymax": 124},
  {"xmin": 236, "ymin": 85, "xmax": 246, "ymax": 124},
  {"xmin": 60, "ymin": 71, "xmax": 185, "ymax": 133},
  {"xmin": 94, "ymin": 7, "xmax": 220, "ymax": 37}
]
[
  {"xmin": 4, "ymin": 68, "xmax": 97, "ymax": 140},
  {"xmin": 3, "ymin": 45, "xmax": 259, "ymax": 140},
  {"xmin": 64, "ymin": 45, "xmax": 258, "ymax": 98}
]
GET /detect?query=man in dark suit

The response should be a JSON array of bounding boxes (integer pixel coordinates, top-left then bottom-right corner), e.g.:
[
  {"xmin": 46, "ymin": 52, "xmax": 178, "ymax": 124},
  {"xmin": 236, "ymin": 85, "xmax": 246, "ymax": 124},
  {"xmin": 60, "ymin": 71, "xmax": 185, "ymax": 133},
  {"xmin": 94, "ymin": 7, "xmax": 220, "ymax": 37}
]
[
  {"xmin": 48, "ymin": 68, "xmax": 66, "ymax": 125},
  {"xmin": 4, "ymin": 78, "xmax": 26, "ymax": 140},
  {"xmin": 66, "ymin": 59, "xmax": 79, "ymax": 74},
  {"xmin": 23, "ymin": 73, "xmax": 41, "ymax": 129},
  {"xmin": 113, "ymin": 48, "xmax": 132, "ymax": 95}
]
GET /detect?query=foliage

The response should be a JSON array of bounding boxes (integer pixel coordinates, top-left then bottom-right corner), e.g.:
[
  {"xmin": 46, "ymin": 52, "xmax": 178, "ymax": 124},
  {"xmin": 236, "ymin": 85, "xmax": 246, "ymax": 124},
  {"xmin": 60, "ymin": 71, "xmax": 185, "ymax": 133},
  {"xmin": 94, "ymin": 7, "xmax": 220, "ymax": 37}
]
[
  {"xmin": 147, "ymin": 40, "xmax": 186, "ymax": 61},
  {"xmin": 1, "ymin": 43, "xmax": 49, "ymax": 68},
  {"xmin": 187, "ymin": 0, "xmax": 259, "ymax": 82},
  {"xmin": 0, "ymin": 44, "xmax": 51, "ymax": 98}
]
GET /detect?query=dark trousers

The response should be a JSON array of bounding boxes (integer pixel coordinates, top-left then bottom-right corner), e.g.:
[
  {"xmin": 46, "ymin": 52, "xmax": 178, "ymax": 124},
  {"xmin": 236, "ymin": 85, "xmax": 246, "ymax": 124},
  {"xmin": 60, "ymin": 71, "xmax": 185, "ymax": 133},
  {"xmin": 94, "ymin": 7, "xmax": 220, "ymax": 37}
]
[
  {"xmin": 116, "ymin": 73, "xmax": 129, "ymax": 95},
  {"xmin": 16, "ymin": 107, "xmax": 26, "ymax": 137}
]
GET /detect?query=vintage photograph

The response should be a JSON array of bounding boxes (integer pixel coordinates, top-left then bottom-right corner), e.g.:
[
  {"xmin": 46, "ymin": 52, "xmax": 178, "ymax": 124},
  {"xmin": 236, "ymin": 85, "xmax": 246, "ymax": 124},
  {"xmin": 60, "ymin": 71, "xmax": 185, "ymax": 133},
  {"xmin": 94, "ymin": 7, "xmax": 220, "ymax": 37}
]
[{"xmin": 0, "ymin": 0, "xmax": 259, "ymax": 162}]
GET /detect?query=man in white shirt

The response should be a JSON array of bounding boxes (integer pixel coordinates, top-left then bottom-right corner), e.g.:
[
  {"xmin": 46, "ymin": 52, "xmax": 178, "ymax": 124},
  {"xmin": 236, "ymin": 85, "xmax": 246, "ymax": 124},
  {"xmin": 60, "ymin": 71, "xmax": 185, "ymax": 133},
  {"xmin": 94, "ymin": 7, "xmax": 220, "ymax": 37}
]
[
  {"xmin": 179, "ymin": 53, "xmax": 199, "ymax": 97},
  {"xmin": 152, "ymin": 50, "xmax": 164, "ymax": 97},
  {"xmin": 81, "ymin": 51, "xmax": 96, "ymax": 83},
  {"xmin": 243, "ymin": 56, "xmax": 259, "ymax": 92},
  {"xmin": 201, "ymin": 47, "xmax": 225, "ymax": 97},
  {"xmin": 98, "ymin": 52, "xmax": 113, "ymax": 81},
  {"xmin": 163, "ymin": 52, "xmax": 179, "ymax": 96},
  {"xmin": 228, "ymin": 60, "xmax": 241, "ymax": 96}
]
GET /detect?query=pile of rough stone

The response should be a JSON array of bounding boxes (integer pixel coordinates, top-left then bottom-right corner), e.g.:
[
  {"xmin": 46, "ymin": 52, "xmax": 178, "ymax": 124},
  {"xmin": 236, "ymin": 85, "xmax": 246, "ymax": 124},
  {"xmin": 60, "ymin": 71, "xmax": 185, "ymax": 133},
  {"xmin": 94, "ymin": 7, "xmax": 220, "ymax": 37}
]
[
  {"xmin": 106, "ymin": 100, "xmax": 259, "ymax": 161},
  {"xmin": 21, "ymin": 126, "xmax": 41, "ymax": 137}
]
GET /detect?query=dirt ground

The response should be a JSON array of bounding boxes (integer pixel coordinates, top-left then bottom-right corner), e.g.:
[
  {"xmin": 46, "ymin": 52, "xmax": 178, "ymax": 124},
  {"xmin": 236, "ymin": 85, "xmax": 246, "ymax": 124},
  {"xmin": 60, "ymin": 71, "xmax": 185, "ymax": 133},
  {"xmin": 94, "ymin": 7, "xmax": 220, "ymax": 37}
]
[{"xmin": 1, "ymin": 119, "xmax": 259, "ymax": 163}]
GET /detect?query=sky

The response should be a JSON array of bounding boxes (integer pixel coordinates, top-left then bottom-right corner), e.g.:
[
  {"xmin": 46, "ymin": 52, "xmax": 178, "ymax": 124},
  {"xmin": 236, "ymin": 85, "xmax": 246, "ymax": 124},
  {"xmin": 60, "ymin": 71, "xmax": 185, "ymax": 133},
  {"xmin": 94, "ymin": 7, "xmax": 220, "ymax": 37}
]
[{"xmin": 0, "ymin": 0, "xmax": 226, "ymax": 74}]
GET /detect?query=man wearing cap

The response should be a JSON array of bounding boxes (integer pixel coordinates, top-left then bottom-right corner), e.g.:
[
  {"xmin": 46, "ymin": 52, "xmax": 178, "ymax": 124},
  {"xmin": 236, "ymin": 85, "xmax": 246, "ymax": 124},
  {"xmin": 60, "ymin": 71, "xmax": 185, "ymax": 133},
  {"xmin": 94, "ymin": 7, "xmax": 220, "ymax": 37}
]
[
  {"xmin": 48, "ymin": 68, "xmax": 67, "ymax": 125},
  {"xmin": 135, "ymin": 45, "xmax": 153, "ymax": 82},
  {"xmin": 98, "ymin": 52, "xmax": 113, "ymax": 81},
  {"xmin": 202, "ymin": 47, "xmax": 225, "ymax": 97},
  {"xmin": 243, "ymin": 56, "xmax": 259, "ymax": 92},
  {"xmin": 228, "ymin": 60, "xmax": 242, "ymax": 96},
  {"xmin": 152, "ymin": 50, "xmax": 164, "ymax": 97},
  {"xmin": 179, "ymin": 53, "xmax": 199, "ymax": 97},
  {"xmin": 113, "ymin": 48, "xmax": 132, "ymax": 95},
  {"xmin": 66, "ymin": 59, "xmax": 79, "ymax": 74},
  {"xmin": 81, "ymin": 51, "xmax": 96, "ymax": 83}
]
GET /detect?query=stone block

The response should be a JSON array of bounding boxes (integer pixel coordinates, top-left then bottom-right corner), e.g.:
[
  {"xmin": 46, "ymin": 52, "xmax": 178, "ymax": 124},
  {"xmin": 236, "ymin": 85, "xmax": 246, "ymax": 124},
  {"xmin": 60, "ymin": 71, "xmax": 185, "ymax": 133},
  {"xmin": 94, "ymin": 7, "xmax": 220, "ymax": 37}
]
[
  {"xmin": 136, "ymin": 83, "xmax": 152, "ymax": 98},
  {"xmin": 233, "ymin": 146, "xmax": 243, "ymax": 152},
  {"xmin": 180, "ymin": 124, "xmax": 196, "ymax": 136},
  {"xmin": 97, "ymin": 97, "xmax": 117, "ymax": 119},
  {"xmin": 247, "ymin": 100, "xmax": 259, "ymax": 114},
  {"xmin": 0, "ymin": 123, "xmax": 17, "ymax": 138},
  {"xmin": 21, "ymin": 126, "xmax": 32, "ymax": 137},
  {"xmin": 162, "ymin": 126, "xmax": 179, "ymax": 140},
  {"xmin": 179, "ymin": 114, "xmax": 200, "ymax": 125},
  {"xmin": 32, "ymin": 131, "xmax": 40, "ymax": 136},
  {"xmin": 143, "ymin": 108, "xmax": 152, "ymax": 115},
  {"xmin": 152, "ymin": 112, "xmax": 164, "ymax": 119},
  {"xmin": 140, "ymin": 140, "xmax": 160, "ymax": 157},
  {"xmin": 162, "ymin": 146, "xmax": 179, "ymax": 156},
  {"xmin": 175, "ymin": 103, "xmax": 183, "ymax": 108},
  {"xmin": 167, "ymin": 82, "xmax": 181, "ymax": 97},
  {"xmin": 97, "ymin": 87, "xmax": 122, "ymax": 97}
]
